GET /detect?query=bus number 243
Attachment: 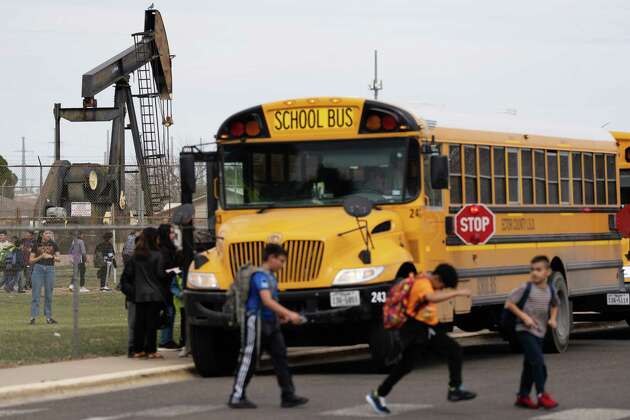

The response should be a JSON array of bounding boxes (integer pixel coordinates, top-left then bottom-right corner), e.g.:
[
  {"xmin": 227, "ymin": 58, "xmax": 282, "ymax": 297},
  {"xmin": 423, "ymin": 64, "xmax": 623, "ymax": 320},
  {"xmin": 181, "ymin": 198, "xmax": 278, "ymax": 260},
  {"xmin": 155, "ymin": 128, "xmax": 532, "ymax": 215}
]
[{"xmin": 371, "ymin": 291, "xmax": 387, "ymax": 304}]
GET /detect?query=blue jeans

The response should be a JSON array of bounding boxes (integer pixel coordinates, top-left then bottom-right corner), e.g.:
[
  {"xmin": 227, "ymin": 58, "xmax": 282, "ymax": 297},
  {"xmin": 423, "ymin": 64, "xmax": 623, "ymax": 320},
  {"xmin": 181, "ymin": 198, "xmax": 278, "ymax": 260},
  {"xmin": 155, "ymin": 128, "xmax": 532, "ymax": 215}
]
[
  {"xmin": 159, "ymin": 305, "xmax": 175, "ymax": 345},
  {"xmin": 517, "ymin": 331, "xmax": 547, "ymax": 396},
  {"xmin": 31, "ymin": 264, "xmax": 56, "ymax": 319}
]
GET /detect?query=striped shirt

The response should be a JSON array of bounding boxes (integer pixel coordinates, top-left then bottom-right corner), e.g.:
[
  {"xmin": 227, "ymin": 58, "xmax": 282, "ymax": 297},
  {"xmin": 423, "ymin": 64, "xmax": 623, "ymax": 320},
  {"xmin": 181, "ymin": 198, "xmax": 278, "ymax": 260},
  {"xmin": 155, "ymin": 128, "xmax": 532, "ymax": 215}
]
[{"xmin": 508, "ymin": 282, "xmax": 558, "ymax": 338}]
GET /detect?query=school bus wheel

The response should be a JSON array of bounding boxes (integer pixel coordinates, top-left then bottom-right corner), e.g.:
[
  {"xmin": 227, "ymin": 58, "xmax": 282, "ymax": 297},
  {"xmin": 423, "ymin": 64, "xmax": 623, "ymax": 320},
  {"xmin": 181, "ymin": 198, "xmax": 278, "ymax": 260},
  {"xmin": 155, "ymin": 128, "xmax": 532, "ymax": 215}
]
[
  {"xmin": 190, "ymin": 326, "xmax": 239, "ymax": 377},
  {"xmin": 543, "ymin": 271, "xmax": 572, "ymax": 354}
]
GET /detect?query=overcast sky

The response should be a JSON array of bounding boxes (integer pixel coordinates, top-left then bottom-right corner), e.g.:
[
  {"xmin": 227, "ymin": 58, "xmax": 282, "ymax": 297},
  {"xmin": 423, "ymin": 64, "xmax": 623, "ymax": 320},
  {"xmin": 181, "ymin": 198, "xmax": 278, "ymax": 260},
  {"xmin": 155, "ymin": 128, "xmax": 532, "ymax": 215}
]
[{"xmin": 1, "ymin": 0, "xmax": 630, "ymax": 166}]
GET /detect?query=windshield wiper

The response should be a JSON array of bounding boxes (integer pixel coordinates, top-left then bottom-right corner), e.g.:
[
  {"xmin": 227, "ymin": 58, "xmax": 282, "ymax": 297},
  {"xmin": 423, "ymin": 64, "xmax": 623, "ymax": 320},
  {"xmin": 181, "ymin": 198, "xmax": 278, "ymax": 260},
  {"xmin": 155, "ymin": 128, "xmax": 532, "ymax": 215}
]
[{"xmin": 257, "ymin": 204, "xmax": 276, "ymax": 214}]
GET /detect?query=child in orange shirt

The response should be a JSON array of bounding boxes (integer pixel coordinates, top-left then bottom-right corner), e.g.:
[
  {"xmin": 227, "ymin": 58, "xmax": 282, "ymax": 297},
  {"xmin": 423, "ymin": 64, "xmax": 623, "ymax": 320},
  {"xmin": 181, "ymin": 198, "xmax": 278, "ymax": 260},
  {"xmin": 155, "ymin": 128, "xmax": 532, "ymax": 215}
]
[{"xmin": 367, "ymin": 264, "xmax": 476, "ymax": 415}]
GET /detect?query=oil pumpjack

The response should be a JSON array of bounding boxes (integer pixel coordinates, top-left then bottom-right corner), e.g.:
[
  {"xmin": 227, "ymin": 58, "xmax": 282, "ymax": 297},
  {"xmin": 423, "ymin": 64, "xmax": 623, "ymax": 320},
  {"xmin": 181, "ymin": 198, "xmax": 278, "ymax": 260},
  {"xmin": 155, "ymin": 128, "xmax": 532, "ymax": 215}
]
[{"xmin": 36, "ymin": 7, "xmax": 173, "ymax": 221}]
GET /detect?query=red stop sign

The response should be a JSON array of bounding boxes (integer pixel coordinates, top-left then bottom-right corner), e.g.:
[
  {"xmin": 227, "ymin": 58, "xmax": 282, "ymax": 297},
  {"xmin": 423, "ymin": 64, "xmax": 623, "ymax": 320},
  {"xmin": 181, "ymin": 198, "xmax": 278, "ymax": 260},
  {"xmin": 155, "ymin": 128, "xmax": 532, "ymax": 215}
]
[{"xmin": 454, "ymin": 204, "xmax": 496, "ymax": 245}]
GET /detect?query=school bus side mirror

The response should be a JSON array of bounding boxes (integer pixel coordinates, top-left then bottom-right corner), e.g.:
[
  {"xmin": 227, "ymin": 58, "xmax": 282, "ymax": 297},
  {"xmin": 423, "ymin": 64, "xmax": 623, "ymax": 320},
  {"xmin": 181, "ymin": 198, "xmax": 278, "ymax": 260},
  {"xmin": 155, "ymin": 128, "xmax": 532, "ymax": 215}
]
[{"xmin": 430, "ymin": 155, "xmax": 449, "ymax": 190}]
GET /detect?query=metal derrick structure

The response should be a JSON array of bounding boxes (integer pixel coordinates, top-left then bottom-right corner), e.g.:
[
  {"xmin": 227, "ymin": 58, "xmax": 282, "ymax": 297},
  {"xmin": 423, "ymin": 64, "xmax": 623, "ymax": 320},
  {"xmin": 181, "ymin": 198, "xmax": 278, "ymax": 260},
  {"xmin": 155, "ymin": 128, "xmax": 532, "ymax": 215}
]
[{"xmin": 47, "ymin": 8, "xmax": 173, "ymax": 219}]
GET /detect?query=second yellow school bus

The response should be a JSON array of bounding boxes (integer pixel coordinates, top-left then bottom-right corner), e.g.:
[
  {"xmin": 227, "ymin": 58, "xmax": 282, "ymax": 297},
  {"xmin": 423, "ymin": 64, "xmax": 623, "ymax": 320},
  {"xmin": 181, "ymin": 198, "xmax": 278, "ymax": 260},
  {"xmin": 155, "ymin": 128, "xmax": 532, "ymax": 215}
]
[
  {"xmin": 611, "ymin": 131, "xmax": 630, "ymax": 286},
  {"xmin": 182, "ymin": 98, "xmax": 626, "ymax": 376}
]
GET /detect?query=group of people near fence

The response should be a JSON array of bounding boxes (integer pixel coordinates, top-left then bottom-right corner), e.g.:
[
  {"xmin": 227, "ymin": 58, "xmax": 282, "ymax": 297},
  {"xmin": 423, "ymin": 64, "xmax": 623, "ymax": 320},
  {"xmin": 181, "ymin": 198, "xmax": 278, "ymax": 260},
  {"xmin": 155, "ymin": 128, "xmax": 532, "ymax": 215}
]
[
  {"xmin": 0, "ymin": 229, "xmax": 34, "ymax": 294},
  {"xmin": 0, "ymin": 228, "xmax": 61, "ymax": 325},
  {"xmin": 119, "ymin": 224, "xmax": 187, "ymax": 359},
  {"xmin": 226, "ymin": 243, "xmax": 559, "ymax": 414}
]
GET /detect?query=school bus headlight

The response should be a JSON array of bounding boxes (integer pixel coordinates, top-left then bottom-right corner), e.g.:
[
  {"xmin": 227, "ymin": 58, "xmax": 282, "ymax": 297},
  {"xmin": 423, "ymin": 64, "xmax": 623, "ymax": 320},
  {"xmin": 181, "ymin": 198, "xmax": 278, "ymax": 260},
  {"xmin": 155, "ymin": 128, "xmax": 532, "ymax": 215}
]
[
  {"xmin": 333, "ymin": 266, "xmax": 384, "ymax": 286},
  {"xmin": 188, "ymin": 272, "xmax": 219, "ymax": 289}
]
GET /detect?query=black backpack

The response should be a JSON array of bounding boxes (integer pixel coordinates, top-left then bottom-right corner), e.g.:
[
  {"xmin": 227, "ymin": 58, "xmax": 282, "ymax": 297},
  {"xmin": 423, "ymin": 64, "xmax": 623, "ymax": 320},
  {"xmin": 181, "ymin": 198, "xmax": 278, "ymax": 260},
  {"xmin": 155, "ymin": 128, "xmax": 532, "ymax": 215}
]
[
  {"xmin": 500, "ymin": 282, "xmax": 532, "ymax": 336},
  {"xmin": 500, "ymin": 282, "xmax": 556, "ymax": 336}
]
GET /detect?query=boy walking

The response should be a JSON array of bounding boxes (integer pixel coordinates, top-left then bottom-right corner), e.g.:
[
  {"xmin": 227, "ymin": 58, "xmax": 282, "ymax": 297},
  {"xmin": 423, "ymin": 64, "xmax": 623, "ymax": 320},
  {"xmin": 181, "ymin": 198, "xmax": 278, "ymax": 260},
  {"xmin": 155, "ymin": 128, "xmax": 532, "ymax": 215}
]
[
  {"xmin": 229, "ymin": 243, "xmax": 308, "ymax": 409},
  {"xmin": 366, "ymin": 264, "xmax": 476, "ymax": 415},
  {"xmin": 505, "ymin": 255, "xmax": 559, "ymax": 410}
]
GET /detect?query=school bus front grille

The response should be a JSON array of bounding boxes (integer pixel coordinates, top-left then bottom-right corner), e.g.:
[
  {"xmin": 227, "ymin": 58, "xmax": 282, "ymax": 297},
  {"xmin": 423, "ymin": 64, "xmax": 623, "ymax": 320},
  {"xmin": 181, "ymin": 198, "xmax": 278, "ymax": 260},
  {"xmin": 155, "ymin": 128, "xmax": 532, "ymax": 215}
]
[{"xmin": 228, "ymin": 240, "xmax": 325, "ymax": 284}]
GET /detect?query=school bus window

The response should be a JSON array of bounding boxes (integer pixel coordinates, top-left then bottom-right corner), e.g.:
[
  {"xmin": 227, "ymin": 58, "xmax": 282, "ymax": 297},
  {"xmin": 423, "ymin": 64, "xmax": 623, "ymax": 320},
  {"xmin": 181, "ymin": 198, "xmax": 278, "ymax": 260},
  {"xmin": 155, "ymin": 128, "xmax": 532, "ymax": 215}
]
[
  {"xmin": 406, "ymin": 139, "xmax": 421, "ymax": 200},
  {"xmin": 571, "ymin": 152, "xmax": 583, "ymax": 205},
  {"xmin": 493, "ymin": 147, "xmax": 506, "ymax": 204},
  {"xmin": 507, "ymin": 148, "xmax": 519, "ymax": 204},
  {"xmin": 521, "ymin": 149, "xmax": 533, "ymax": 204},
  {"xmin": 288, "ymin": 154, "xmax": 301, "ymax": 182},
  {"xmin": 253, "ymin": 153, "xmax": 267, "ymax": 182},
  {"xmin": 620, "ymin": 169, "xmax": 630, "ymax": 204},
  {"xmin": 224, "ymin": 162, "xmax": 245, "ymax": 204},
  {"xmin": 547, "ymin": 151, "xmax": 559, "ymax": 205},
  {"xmin": 606, "ymin": 154, "xmax": 617, "ymax": 205},
  {"xmin": 559, "ymin": 152, "xmax": 570, "ymax": 204},
  {"xmin": 534, "ymin": 150, "xmax": 546, "ymax": 205},
  {"xmin": 423, "ymin": 151, "xmax": 442, "ymax": 207},
  {"xmin": 449, "ymin": 144, "xmax": 462, "ymax": 204},
  {"xmin": 584, "ymin": 153, "xmax": 595, "ymax": 205},
  {"xmin": 464, "ymin": 145, "xmax": 477, "ymax": 203},
  {"xmin": 479, "ymin": 146, "xmax": 492, "ymax": 204},
  {"xmin": 595, "ymin": 154, "xmax": 606, "ymax": 205},
  {"xmin": 271, "ymin": 153, "xmax": 285, "ymax": 182},
  {"xmin": 222, "ymin": 138, "xmax": 415, "ymax": 208}
]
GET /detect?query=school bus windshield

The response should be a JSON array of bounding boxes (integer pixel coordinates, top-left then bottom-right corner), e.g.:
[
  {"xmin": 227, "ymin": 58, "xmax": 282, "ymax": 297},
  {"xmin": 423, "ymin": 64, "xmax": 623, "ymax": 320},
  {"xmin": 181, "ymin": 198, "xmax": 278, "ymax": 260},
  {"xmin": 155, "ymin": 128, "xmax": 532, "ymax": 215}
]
[{"xmin": 222, "ymin": 138, "xmax": 420, "ymax": 209}]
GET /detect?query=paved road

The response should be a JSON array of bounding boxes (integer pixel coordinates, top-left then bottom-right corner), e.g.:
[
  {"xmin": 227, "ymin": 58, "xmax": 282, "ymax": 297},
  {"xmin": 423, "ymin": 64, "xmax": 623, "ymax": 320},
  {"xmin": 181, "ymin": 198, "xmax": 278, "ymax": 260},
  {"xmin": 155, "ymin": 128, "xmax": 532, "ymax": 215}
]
[{"xmin": 2, "ymin": 327, "xmax": 629, "ymax": 420}]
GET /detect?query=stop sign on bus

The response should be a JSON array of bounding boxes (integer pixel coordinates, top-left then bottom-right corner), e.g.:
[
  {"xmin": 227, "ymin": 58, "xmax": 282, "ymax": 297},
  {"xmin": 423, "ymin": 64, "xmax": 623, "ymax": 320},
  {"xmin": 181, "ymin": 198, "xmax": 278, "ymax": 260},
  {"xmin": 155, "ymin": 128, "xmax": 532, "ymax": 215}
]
[{"xmin": 454, "ymin": 204, "xmax": 496, "ymax": 245}]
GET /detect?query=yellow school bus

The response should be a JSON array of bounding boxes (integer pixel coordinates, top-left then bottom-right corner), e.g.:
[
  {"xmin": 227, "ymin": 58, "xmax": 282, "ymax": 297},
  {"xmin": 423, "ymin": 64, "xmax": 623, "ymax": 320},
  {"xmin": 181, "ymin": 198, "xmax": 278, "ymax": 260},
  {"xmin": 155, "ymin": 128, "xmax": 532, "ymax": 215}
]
[
  {"xmin": 611, "ymin": 131, "xmax": 630, "ymax": 285},
  {"xmin": 181, "ymin": 97, "xmax": 625, "ymax": 376}
]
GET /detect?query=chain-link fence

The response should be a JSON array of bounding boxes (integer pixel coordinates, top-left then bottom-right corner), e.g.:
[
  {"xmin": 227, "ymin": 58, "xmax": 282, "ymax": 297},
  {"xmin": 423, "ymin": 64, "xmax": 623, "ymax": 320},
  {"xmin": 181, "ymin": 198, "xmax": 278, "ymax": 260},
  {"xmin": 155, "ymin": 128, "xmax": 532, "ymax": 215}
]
[{"xmin": 0, "ymin": 163, "xmax": 211, "ymax": 226}]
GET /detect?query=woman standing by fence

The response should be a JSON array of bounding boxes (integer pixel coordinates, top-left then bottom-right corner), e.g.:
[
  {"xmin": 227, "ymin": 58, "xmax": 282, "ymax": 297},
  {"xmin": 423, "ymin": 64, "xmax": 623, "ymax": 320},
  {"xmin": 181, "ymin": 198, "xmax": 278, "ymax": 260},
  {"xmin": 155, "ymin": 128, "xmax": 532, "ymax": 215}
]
[
  {"xmin": 29, "ymin": 230, "xmax": 60, "ymax": 325},
  {"xmin": 131, "ymin": 227, "xmax": 167, "ymax": 359}
]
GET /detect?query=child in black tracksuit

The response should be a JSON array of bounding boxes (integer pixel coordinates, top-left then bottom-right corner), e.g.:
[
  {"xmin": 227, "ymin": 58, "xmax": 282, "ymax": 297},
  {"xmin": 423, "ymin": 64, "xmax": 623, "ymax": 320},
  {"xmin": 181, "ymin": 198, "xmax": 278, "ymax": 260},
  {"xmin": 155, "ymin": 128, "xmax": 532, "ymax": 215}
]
[
  {"xmin": 505, "ymin": 255, "xmax": 559, "ymax": 410},
  {"xmin": 228, "ymin": 243, "xmax": 308, "ymax": 409}
]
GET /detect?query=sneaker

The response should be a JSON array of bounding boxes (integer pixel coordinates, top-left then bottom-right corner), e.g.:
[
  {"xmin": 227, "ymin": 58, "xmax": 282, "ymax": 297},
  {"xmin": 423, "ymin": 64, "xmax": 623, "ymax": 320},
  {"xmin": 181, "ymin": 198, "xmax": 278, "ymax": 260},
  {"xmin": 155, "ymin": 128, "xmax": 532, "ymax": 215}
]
[
  {"xmin": 448, "ymin": 386, "xmax": 477, "ymax": 402},
  {"xmin": 80, "ymin": 287, "xmax": 90, "ymax": 293},
  {"xmin": 29, "ymin": 318, "xmax": 35, "ymax": 325},
  {"xmin": 281, "ymin": 395, "xmax": 309, "ymax": 408},
  {"xmin": 537, "ymin": 392, "xmax": 558, "ymax": 409},
  {"xmin": 228, "ymin": 398, "xmax": 257, "ymax": 409},
  {"xmin": 46, "ymin": 318, "xmax": 58, "ymax": 324},
  {"xmin": 68, "ymin": 284, "xmax": 74, "ymax": 291},
  {"xmin": 178, "ymin": 348, "xmax": 189, "ymax": 358},
  {"xmin": 158, "ymin": 341, "xmax": 181, "ymax": 351},
  {"xmin": 100, "ymin": 286, "xmax": 112, "ymax": 292},
  {"xmin": 515, "ymin": 395, "xmax": 538, "ymax": 409},
  {"xmin": 366, "ymin": 390, "xmax": 390, "ymax": 415}
]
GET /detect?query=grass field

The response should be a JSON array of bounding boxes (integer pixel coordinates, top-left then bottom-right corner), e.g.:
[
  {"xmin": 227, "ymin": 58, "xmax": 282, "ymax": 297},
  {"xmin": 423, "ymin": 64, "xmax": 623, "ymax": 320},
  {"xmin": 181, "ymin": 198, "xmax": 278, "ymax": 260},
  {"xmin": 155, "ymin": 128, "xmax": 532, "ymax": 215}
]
[{"xmin": 0, "ymin": 265, "xmax": 180, "ymax": 368}]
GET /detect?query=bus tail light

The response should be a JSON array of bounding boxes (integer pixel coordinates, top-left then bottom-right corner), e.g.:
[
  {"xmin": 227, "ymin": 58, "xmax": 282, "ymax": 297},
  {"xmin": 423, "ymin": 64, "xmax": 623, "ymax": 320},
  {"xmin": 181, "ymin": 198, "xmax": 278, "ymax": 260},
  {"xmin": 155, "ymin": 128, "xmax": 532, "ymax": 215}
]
[
  {"xmin": 246, "ymin": 120, "xmax": 261, "ymax": 137},
  {"xmin": 229, "ymin": 121, "xmax": 245, "ymax": 137},
  {"xmin": 217, "ymin": 105, "xmax": 269, "ymax": 140},
  {"xmin": 358, "ymin": 100, "xmax": 419, "ymax": 134}
]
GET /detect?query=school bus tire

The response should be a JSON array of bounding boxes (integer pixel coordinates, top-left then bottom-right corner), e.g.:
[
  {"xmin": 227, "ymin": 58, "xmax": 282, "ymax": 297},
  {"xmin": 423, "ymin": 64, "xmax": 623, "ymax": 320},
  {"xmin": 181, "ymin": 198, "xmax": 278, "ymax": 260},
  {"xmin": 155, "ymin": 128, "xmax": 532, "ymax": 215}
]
[
  {"xmin": 191, "ymin": 326, "xmax": 239, "ymax": 377},
  {"xmin": 543, "ymin": 271, "xmax": 572, "ymax": 353}
]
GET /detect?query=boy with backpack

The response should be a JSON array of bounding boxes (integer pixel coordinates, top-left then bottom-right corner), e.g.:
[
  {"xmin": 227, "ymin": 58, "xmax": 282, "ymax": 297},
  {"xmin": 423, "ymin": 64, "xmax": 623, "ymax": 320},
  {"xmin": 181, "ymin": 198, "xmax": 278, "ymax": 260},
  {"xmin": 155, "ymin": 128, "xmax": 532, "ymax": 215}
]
[
  {"xmin": 366, "ymin": 264, "xmax": 476, "ymax": 415},
  {"xmin": 228, "ymin": 243, "xmax": 308, "ymax": 409},
  {"xmin": 505, "ymin": 255, "xmax": 559, "ymax": 410}
]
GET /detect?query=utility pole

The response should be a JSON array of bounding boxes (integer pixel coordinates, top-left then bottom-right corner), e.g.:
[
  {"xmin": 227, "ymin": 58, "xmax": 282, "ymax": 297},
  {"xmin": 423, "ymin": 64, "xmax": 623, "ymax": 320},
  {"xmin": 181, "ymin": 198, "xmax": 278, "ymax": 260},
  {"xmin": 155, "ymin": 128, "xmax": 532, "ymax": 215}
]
[{"xmin": 368, "ymin": 50, "xmax": 383, "ymax": 100}]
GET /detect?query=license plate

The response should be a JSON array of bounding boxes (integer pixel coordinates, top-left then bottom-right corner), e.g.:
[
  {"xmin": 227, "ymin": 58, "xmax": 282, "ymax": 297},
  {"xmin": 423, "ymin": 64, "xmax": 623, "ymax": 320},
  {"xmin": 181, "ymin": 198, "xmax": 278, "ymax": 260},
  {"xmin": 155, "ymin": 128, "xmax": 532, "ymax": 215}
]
[
  {"xmin": 607, "ymin": 293, "xmax": 630, "ymax": 306},
  {"xmin": 330, "ymin": 290, "xmax": 361, "ymax": 308}
]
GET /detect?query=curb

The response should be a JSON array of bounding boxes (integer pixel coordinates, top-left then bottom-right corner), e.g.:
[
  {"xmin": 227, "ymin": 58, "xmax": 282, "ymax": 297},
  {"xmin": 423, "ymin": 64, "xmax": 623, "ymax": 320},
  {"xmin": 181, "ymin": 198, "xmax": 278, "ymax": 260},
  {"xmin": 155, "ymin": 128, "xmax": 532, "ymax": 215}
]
[{"xmin": 0, "ymin": 363, "xmax": 195, "ymax": 402}]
